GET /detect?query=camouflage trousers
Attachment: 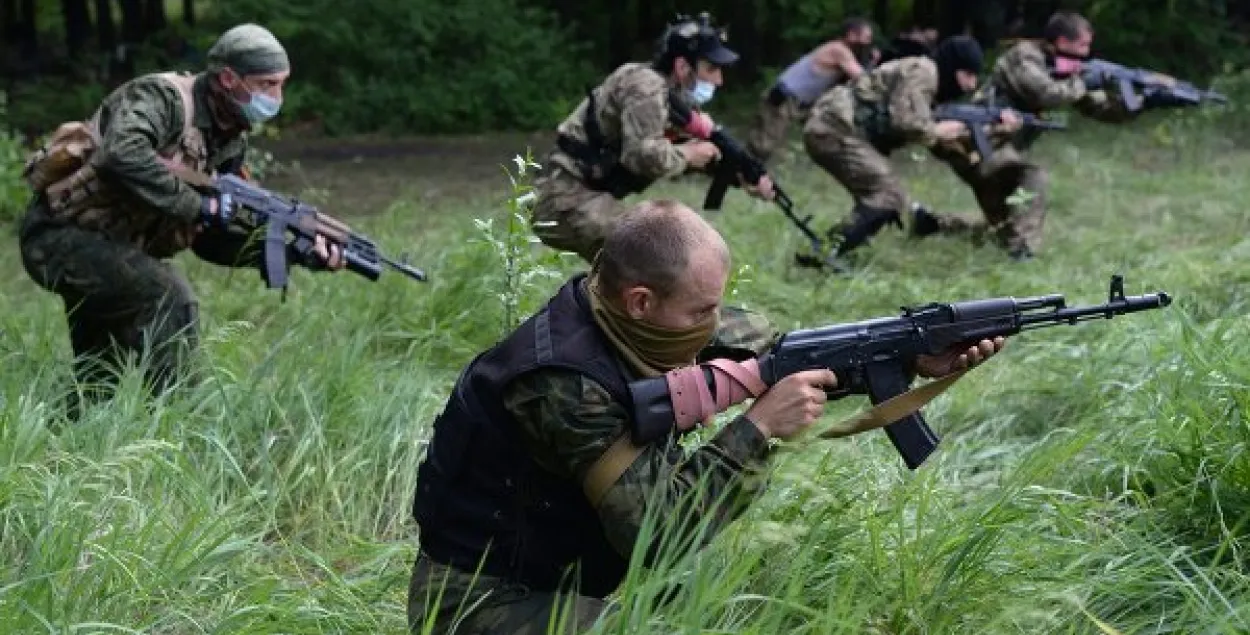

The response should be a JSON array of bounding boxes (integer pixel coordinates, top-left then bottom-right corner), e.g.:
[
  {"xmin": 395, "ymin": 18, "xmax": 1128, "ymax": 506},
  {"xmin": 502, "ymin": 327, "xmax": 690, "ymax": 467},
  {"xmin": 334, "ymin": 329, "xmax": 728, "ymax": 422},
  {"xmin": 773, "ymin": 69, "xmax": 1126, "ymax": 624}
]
[
  {"xmin": 926, "ymin": 143, "xmax": 1049, "ymax": 256},
  {"xmin": 407, "ymin": 553, "xmax": 611, "ymax": 635},
  {"xmin": 803, "ymin": 127, "xmax": 908, "ymax": 253},
  {"xmin": 803, "ymin": 128, "xmax": 908, "ymax": 215},
  {"xmin": 746, "ymin": 86, "xmax": 811, "ymax": 164},
  {"xmin": 530, "ymin": 166, "xmax": 630, "ymax": 264},
  {"xmin": 19, "ymin": 219, "xmax": 199, "ymax": 415}
]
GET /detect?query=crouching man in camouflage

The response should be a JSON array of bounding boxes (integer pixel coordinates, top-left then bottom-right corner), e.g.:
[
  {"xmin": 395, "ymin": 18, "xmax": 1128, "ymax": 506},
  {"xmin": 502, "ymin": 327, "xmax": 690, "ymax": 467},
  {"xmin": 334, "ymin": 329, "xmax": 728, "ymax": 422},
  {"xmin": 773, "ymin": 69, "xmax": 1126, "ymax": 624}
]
[
  {"xmin": 913, "ymin": 12, "xmax": 1138, "ymax": 260},
  {"xmin": 801, "ymin": 35, "xmax": 1022, "ymax": 265},
  {"xmin": 530, "ymin": 12, "xmax": 774, "ymax": 264},
  {"xmin": 18, "ymin": 23, "xmax": 344, "ymax": 417},
  {"xmin": 407, "ymin": 198, "xmax": 1007, "ymax": 634}
]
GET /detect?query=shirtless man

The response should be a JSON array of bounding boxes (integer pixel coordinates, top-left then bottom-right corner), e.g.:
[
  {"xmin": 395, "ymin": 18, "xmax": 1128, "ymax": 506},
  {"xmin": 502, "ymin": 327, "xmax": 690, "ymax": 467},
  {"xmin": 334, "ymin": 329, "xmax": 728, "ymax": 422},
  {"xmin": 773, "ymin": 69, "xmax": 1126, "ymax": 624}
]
[{"xmin": 746, "ymin": 17, "xmax": 876, "ymax": 163}]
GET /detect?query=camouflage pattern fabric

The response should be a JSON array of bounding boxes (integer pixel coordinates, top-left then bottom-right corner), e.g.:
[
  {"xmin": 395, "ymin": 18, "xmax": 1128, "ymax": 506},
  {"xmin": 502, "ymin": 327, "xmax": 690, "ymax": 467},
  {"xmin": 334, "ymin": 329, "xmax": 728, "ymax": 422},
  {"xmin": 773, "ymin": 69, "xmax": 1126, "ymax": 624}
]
[
  {"xmin": 802, "ymin": 58, "xmax": 943, "ymax": 217},
  {"xmin": 20, "ymin": 219, "xmax": 199, "ymax": 413},
  {"xmin": 34, "ymin": 73, "xmax": 244, "ymax": 258},
  {"xmin": 745, "ymin": 87, "xmax": 809, "ymax": 163},
  {"xmin": 804, "ymin": 125, "xmax": 907, "ymax": 214},
  {"xmin": 530, "ymin": 167, "xmax": 631, "ymax": 263},
  {"xmin": 532, "ymin": 63, "xmax": 692, "ymax": 260},
  {"xmin": 986, "ymin": 40, "xmax": 1136, "ymax": 127},
  {"xmin": 407, "ymin": 306, "xmax": 780, "ymax": 633},
  {"xmin": 544, "ymin": 63, "xmax": 689, "ymax": 181},
  {"xmin": 17, "ymin": 69, "xmax": 260, "ymax": 414},
  {"xmin": 918, "ymin": 39, "xmax": 1135, "ymax": 256},
  {"xmin": 926, "ymin": 142, "xmax": 1049, "ymax": 255},
  {"xmin": 407, "ymin": 555, "xmax": 610, "ymax": 635}
]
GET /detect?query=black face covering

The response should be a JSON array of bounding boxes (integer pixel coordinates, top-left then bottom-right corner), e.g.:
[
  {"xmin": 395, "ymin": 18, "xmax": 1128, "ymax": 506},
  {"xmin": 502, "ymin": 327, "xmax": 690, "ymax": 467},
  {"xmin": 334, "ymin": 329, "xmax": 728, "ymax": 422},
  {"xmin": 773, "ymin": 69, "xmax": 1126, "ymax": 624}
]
[
  {"xmin": 850, "ymin": 40, "xmax": 874, "ymax": 65},
  {"xmin": 933, "ymin": 35, "xmax": 984, "ymax": 103}
]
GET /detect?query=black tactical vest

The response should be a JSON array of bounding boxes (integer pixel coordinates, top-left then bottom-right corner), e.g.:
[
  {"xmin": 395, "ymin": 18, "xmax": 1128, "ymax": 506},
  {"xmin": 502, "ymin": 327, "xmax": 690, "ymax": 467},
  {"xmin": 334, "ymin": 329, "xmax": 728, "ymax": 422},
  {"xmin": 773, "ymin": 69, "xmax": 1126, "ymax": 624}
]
[
  {"xmin": 556, "ymin": 84, "xmax": 654, "ymax": 199},
  {"xmin": 412, "ymin": 273, "xmax": 632, "ymax": 598}
]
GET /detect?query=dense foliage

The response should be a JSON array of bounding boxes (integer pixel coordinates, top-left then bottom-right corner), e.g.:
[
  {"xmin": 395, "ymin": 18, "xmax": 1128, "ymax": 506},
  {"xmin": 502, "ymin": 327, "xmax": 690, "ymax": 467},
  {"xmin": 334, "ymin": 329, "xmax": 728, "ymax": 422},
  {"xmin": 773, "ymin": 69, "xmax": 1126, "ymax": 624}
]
[
  {"xmin": 1, "ymin": 105, "xmax": 1249, "ymax": 631},
  {"xmin": 1, "ymin": 0, "xmax": 1248, "ymax": 134}
]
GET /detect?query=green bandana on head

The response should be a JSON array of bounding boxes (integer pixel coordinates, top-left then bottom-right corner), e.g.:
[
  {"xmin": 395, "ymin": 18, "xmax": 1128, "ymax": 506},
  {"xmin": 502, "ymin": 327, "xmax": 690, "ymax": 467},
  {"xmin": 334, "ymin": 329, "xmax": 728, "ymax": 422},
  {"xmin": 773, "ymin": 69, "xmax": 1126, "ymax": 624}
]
[
  {"xmin": 207, "ymin": 23, "xmax": 290, "ymax": 76},
  {"xmin": 587, "ymin": 272, "xmax": 718, "ymax": 378}
]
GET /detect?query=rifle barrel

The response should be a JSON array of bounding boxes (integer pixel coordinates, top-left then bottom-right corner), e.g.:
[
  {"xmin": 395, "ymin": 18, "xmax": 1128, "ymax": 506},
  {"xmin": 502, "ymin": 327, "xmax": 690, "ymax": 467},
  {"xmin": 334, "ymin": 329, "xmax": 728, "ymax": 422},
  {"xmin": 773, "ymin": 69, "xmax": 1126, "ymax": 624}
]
[{"xmin": 1020, "ymin": 292, "xmax": 1171, "ymax": 328}]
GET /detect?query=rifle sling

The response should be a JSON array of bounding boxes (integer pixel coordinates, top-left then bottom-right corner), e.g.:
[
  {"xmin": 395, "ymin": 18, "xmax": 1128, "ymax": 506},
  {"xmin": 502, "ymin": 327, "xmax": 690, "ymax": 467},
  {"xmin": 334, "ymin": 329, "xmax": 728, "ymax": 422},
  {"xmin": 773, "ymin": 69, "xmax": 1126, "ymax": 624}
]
[
  {"xmin": 583, "ymin": 367, "xmax": 974, "ymax": 507},
  {"xmin": 583, "ymin": 432, "xmax": 645, "ymax": 509},
  {"xmin": 817, "ymin": 368, "xmax": 970, "ymax": 440}
]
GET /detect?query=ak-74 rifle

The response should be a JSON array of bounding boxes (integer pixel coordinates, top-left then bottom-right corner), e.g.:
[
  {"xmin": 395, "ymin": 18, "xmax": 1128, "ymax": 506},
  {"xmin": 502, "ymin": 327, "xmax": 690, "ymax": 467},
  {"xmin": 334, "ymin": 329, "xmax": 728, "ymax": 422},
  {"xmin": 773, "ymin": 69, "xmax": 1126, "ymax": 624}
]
[
  {"xmin": 666, "ymin": 98, "xmax": 840, "ymax": 270},
  {"xmin": 1069, "ymin": 59, "xmax": 1228, "ymax": 113},
  {"xmin": 185, "ymin": 172, "xmax": 427, "ymax": 291},
  {"xmin": 626, "ymin": 275, "xmax": 1172, "ymax": 469},
  {"xmin": 934, "ymin": 103, "xmax": 1067, "ymax": 161}
]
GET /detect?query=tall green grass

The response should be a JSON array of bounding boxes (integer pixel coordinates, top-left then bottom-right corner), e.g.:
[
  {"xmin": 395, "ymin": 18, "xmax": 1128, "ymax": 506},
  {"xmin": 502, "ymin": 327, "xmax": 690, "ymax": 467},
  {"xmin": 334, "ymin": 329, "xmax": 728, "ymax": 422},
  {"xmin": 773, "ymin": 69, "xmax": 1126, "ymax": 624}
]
[{"xmin": 2, "ymin": 110, "xmax": 1249, "ymax": 633}]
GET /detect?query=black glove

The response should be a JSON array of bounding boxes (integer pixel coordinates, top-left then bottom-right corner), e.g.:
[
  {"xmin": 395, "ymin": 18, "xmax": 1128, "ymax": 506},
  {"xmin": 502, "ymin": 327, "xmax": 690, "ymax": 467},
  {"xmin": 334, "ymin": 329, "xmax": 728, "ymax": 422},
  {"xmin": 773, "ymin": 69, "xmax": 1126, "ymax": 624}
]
[{"xmin": 200, "ymin": 192, "xmax": 235, "ymax": 229}]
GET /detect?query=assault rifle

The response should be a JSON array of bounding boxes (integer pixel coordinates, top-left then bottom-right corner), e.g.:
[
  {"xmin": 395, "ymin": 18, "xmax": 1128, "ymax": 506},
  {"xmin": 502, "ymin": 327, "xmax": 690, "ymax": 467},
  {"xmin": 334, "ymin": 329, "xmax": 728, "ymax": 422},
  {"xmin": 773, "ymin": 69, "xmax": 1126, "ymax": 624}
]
[
  {"xmin": 627, "ymin": 275, "xmax": 1172, "ymax": 469},
  {"xmin": 1074, "ymin": 59, "xmax": 1228, "ymax": 113},
  {"xmin": 667, "ymin": 99, "xmax": 841, "ymax": 270},
  {"xmin": 934, "ymin": 103, "xmax": 1066, "ymax": 161},
  {"xmin": 205, "ymin": 174, "xmax": 427, "ymax": 290}
]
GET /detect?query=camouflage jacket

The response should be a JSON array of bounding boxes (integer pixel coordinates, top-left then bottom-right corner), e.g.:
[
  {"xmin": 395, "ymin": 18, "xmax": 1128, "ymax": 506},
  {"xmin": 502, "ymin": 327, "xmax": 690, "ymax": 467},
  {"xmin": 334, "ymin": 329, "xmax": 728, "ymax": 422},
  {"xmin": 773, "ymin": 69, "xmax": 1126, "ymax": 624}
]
[
  {"xmin": 502, "ymin": 304, "xmax": 780, "ymax": 562},
  {"xmin": 804, "ymin": 57, "xmax": 944, "ymax": 151},
  {"xmin": 548, "ymin": 62, "xmax": 690, "ymax": 185},
  {"xmin": 21, "ymin": 72, "xmax": 256, "ymax": 261},
  {"xmin": 982, "ymin": 40, "xmax": 1133, "ymax": 123}
]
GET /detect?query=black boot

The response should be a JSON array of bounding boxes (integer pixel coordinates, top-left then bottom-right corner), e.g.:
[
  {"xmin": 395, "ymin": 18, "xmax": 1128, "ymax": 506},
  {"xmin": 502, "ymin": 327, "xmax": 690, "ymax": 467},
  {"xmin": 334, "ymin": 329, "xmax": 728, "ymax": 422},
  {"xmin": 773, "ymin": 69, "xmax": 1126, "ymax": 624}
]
[
  {"xmin": 829, "ymin": 203, "xmax": 902, "ymax": 257},
  {"xmin": 1008, "ymin": 246, "xmax": 1035, "ymax": 262},
  {"xmin": 909, "ymin": 202, "xmax": 941, "ymax": 238}
]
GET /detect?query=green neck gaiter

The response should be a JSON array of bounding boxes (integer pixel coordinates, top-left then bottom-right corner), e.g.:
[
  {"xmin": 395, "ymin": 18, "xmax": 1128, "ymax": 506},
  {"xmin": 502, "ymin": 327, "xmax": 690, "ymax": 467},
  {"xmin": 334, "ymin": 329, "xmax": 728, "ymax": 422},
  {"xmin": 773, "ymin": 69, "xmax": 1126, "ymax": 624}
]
[{"xmin": 587, "ymin": 275, "xmax": 718, "ymax": 378}]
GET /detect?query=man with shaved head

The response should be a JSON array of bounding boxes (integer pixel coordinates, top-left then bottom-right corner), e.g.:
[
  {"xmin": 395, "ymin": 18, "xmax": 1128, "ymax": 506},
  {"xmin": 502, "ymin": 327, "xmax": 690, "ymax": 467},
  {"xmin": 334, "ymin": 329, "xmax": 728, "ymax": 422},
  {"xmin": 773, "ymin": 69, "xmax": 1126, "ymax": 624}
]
[{"xmin": 407, "ymin": 199, "xmax": 1005, "ymax": 634}]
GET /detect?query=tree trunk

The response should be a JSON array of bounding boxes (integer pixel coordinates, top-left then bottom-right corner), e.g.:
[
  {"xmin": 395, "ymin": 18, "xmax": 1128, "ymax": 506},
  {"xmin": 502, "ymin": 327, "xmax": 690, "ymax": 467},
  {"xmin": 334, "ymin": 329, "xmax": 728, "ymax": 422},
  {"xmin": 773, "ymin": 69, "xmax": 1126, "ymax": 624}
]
[
  {"xmin": 936, "ymin": 0, "xmax": 969, "ymax": 38},
  {"xmin": 183, "ymin": 0, "xmax": 194, "ymax": 26},
  {"xmin": 95, "ymin": 0, "xmax": 116, "ymax": 51},
  {"xmin": 143, "ymin": 0, "xmax": 166, "ymax": 32},
  {"xmin": 607, "ymin": 0, "xmax": 630, "ymax": 67},
  {"xmin": 63, "ymin": 0, "xmax": 93, "ymax": 59},
  {"xmin": 18, "ymin": 0, "xmax": 37, "ymax": 57},
  {"xmin": 725, "ymin": 0, "xmax": 759, "ymax": 82},
  {"xmin": 1, "ymin": 0, "xmax": 15, "ymax": 48},
  {"xmin": 912, "ymin": 0, "xmax": 939, "ymax": 28},
  {"xmin": 873, "ymin": 0, "xmax": 890, "ymax": 30},
  {"xmin": 119, "ymin": 0, "xmax": 142, "ymax": 44}
]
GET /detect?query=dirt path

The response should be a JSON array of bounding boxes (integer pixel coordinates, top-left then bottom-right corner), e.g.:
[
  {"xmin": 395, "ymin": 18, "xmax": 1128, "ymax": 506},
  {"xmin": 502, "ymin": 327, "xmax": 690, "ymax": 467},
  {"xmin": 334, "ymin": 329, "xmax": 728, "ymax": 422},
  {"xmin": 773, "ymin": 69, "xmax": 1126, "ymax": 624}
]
[{"xmin": 253, "ymin": 131, "xmax": 556, "ymax": 215}]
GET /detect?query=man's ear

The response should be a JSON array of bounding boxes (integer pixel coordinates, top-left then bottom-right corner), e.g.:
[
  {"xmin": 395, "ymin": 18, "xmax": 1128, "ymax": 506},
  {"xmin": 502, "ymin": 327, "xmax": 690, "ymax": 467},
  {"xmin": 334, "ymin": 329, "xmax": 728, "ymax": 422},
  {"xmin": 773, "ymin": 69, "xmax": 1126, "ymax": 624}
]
[
  {"xmin": 673, "ymin": 57, "xmax": 690, "ymax": 81},
  {"xmin": 621, "ymin": 285, "xmax": 654, "ymax": 320}
]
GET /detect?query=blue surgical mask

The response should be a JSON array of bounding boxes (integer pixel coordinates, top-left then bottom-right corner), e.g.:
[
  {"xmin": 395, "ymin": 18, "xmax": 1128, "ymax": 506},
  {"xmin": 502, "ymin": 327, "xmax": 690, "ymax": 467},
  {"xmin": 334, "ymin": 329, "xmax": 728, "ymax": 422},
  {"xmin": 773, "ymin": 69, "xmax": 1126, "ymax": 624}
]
[
  {"xmin": 237, "ymin": 91, "xmax": 282, "ymax": 124},
  {"xmin": 689, "ymin": 79, "xmax": 716, "ymax": 105}
]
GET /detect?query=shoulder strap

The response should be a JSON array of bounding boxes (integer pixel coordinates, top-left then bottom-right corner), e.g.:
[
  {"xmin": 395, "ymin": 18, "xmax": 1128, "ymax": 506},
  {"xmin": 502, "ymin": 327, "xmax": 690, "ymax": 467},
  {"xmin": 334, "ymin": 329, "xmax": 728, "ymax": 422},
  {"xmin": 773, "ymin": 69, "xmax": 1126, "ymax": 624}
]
[
  {"xmin": 582, "ymin": 84, "xmax": 607, "ymax": 149},
  {"xmin": 157, "ymin": 71, "xmax": 198, "ymax": 136},
  {"xmin": 582, "ymin": 432, "xmax": 645, "ymax": 508}
]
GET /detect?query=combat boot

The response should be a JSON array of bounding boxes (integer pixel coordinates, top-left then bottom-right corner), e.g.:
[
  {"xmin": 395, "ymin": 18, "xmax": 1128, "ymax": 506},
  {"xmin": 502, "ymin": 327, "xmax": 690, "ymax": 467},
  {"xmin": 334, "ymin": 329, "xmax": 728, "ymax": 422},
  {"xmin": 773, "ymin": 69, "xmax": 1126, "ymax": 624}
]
[
  {"xmin": 909, "ymin": 202, "xmax": 941, "ymax": 238},
  {"xmin": 828, "ymin": 203, "xmax": 902, "ymax": 257}
]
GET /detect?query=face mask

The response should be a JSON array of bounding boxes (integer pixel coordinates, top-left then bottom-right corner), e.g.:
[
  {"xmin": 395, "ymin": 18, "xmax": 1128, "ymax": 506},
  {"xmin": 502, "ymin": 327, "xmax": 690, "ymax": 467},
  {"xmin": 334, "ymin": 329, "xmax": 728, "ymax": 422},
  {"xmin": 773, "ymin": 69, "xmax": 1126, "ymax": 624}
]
[
  {"xmin": 689, "ymin": 79, "xmax": 716, "ymax": 106},
  {"xmin": 236, "ymin": 91, "xmax": 282, "ymax": 124},
  {"xmin": 587, "ymin": 275, "xmax": 719, "ymax": 377}
]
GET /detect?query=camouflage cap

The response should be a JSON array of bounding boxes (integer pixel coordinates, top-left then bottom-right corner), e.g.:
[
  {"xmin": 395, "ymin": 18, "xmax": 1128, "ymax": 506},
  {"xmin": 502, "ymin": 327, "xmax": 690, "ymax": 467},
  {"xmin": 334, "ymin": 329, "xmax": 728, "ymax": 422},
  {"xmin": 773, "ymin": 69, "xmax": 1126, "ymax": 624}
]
[{"xmin": 207, "ymin": 23, "xmax": 290, "ymax": 76}]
